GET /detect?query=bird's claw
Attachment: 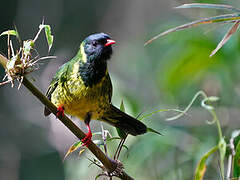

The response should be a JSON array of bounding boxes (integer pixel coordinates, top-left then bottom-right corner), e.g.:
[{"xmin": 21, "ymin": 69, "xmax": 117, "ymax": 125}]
[
  {"xmin": 57, "ymin": 106, "xmax": 64, "ymax": 118},
  {"xmin": 81, "ymin": 132, "xmax": 92, "ymax": 147}
]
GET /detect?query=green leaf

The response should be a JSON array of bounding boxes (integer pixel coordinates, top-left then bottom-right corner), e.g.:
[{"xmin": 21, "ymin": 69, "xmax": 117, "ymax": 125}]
[
  {"xmin": 145, "ymin": 13, "xmax": 240, "ymax": 46},
  {"xmin": 13, "ymin": 25, "xmax": 21, "ymax": 42},
  {"xmin": 218, "ymin": 137, "xmax": 226, "ymax": 177},
  {"xmin": 232, "ymin": 134, "xmax": 240, "ymax": 178},
  {"xmin": 0, "ymin": 30, "xmax": 18, "ymax": 37},
  {"xmin": 120, "ymin": 99, "xmax": 125, "ymax": 112},
  {"xmin": 147, "ymin": 127, "xmax": 162, "ymax": 136},
  {"xmin": 64, "ymin": 140, "xmax": 83, "ymax": 160},
  {"xmin": 6, "ymin": 53, "xmax": 21, "ymax": 71},
  {"xmin": 6, "ymin": 55, "xmax": 18, "ymax": 70},
  {"xmin": 106, "ymin": 137, "xmax": 121, "ymax": 142},
  {"xmin": 39, "ymin": 24, "xmax": 54, "ymax": 52},
  {"xmin": 95, "ymin": 174, "xmax": 107, "ymax": 180},
  {"xmin": 122, "ymin": 144, "xmax": 129, "ymax": 151},
  {"xmin": 219, "ymin": 137, "xmax": 227, "ymax": 161},
  {"xmin": 93, "ymin": 140, "xmax": 104, "ymax": 146},
  {"xmin": 78, "ymin": 148, "xmax": 86, "ymax": 156},
  {"xmin": 92, "ymin": 132, "xmax": 102, "ymax": 136},
  {"xmin": 116, "ymin": 128, "xmax": 127, "ymax": 139},
  {"xmin": 145, "ymin": 3, "xmax": 240, "ymax": 57},
  {"xmin": 23, "ymin": 40, "xmax": 34, "ymax": 56},
  {"xmin": 175, "ymin": 3, "xmax": 240, "ymax": 12},
  {"xmin": 194, "ymin": 146, "xmax": 218, "ymax": 180},
  {"xmin": 116, "ymin": 100, "xmax": 128, "ymax": 139},
  {"xmin": 233, "ymin": 138, "xmax": 240, "ymax": 177}
]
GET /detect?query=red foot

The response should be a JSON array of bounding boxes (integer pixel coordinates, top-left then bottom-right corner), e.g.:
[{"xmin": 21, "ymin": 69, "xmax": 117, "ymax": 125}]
[
  {"xmin": 56, "ymin": 106, "xmax": 64, "ymax": 118},
  {"xmin": 81, "ymin": 125, "xmax": 92, "ymax": 147}
]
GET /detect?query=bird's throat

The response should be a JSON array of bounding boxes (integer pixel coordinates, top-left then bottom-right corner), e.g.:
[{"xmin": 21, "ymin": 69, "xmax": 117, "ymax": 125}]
[{"xmin": 79, "ymin": 59, "xmax": 107, "ymax": 87}]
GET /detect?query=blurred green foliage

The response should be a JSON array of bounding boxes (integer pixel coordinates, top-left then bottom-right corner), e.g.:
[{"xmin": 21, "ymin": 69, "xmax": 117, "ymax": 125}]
[{"xmin": 0, "ymin": 0, "xmax": 240, "ymax": 179}]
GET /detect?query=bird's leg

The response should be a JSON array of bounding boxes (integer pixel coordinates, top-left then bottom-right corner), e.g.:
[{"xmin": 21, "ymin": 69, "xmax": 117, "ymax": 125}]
[
  {"xmin": 81, "ymin": 124, "xmax": 92, "ymax": 147},
  {"xmin": 56, "ymin": 105, "xmax": 64, "ymax": 118},
  {"xmin": 81, "ymin": 112, "xmax": 92, "ymax": 147}
]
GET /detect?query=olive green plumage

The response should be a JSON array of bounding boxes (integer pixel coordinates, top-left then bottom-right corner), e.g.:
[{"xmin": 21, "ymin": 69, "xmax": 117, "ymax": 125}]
[{"xmin": 44, "ymin": 33, "xmax": 147, "ymax": 136}]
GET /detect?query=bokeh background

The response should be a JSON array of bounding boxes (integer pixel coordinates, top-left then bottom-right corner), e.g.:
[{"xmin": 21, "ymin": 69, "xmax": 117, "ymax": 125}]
[{"xmin": 0, "ymin": 0, "xmax": 240, "ymax": 179}]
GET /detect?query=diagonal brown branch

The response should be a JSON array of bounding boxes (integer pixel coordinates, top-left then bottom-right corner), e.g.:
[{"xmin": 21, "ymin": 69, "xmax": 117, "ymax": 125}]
[{"xmin": 0, "ymin": 54, "xmax": 134, "ymax": 180}]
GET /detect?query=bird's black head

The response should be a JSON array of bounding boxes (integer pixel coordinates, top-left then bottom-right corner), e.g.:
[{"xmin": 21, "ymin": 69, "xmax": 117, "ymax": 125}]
[
  {"xmin": 82, "ymin": 33, "xmax": 115, "ymax": 62},
  {"xmin": 78, "ymin": 33, "xmax": 115, "ymax": 87}
]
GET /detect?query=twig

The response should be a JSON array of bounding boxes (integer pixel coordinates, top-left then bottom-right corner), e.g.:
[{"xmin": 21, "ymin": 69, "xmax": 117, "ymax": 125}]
[
  {"xmin": 116, "ymin": 139, "xmax": 126, "ymax": 160},
  {"xmin": 0, "ymin": 54, "xmax": 135, "ymax": 180},
  {"xmin": 114, "ymin": 111, "xmax": 143, "ymax": 160}
]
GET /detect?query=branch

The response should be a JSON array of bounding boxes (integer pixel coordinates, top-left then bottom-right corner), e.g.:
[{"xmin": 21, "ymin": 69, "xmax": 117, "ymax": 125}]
[{"xmin": 0, "ymin": 54, "xmax": 134, "ymax": 180}]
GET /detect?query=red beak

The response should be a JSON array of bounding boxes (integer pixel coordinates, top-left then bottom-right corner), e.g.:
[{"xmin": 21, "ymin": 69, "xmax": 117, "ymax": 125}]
[{"xmin": 104, "ymin": 39, "xmax": 116, "ymax": 47}]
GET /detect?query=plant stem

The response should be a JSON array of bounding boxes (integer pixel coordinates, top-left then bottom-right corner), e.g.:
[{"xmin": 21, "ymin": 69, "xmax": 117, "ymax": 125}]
[
  {"xmin": 213, "ymin": 111, "xmax": 223, "ymax": 139},
  {"xmin": 0, "ymin": 54, "xmax": 134, "ymax": 180}
]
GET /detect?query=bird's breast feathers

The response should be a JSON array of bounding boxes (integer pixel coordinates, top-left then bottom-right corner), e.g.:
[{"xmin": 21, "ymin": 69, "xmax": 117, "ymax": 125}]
[{"xmin": 50, "ymin": 62, "xmax": 112, "ymax": 120}]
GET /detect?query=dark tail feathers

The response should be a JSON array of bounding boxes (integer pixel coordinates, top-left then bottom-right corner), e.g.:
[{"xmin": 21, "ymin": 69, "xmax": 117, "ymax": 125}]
[{"xmin": 102, "ymin": 105, "xmax": 147, "ymax": 136}]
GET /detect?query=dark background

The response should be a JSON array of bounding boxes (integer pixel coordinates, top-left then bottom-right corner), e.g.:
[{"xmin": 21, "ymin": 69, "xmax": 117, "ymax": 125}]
[{"xmin": 0, "ymin": 0, "xmax": 240, "ymax": 179}]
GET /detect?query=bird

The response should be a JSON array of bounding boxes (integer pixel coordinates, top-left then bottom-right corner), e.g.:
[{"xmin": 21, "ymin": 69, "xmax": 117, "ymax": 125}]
[{"xmin": 44, "ymin": 33, "xmax": 147, "ymax": 146}]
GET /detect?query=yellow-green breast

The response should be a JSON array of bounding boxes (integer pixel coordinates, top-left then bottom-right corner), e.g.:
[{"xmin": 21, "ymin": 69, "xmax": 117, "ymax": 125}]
[{"xmin": 50, "ymin": 61, "xmax": 112, "ymax": 120}]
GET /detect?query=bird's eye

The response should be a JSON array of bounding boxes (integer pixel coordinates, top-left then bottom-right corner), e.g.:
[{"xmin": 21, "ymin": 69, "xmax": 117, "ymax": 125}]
[{"xmin": 92, "ymin": 41, "xmax": 97, "ymax": 47}]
